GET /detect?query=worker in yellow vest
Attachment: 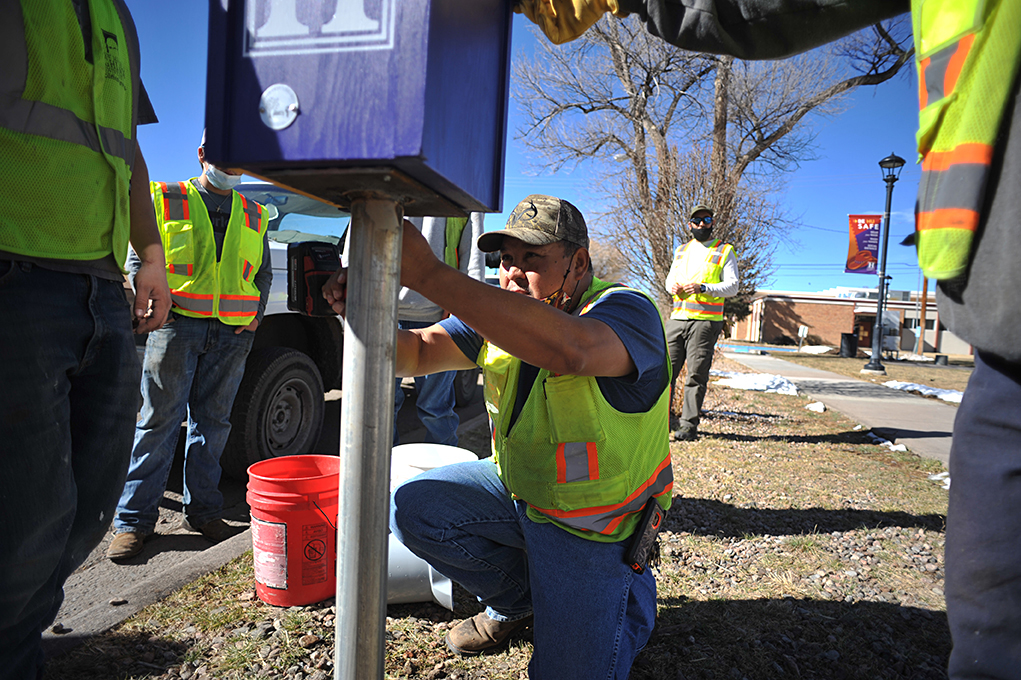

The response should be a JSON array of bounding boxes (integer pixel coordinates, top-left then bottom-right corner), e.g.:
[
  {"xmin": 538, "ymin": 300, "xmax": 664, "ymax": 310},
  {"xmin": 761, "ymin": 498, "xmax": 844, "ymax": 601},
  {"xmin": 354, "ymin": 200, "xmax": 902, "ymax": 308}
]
[
  {"xmin": 517, "ymin": 0, "xmax": 1021, "ymax": 675},
  {"xmin": 107, "ymin": 133, "xmax": 271, "ymax": 561},
  {"xmin": 325, "ymin": 195, "xmax": 672, "ymax": 678},
  {"xmin": 392, "ymin": 214, "xmax": 485, "ymax": 447},
  {"xmin": 0, "ymin": 1, "xmax": 169, "ymax": 676},
  {"xmin": 664, "ymin": 204, "xmax": 739, "ymax": 441}
]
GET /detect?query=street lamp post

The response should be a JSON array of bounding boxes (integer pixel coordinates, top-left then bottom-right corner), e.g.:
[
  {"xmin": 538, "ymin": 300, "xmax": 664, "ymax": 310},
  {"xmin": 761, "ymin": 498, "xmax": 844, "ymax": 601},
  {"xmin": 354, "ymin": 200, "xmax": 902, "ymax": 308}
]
[{"xmin": 862, "ymin": 152, "xmax": 906, "ymax": 374}]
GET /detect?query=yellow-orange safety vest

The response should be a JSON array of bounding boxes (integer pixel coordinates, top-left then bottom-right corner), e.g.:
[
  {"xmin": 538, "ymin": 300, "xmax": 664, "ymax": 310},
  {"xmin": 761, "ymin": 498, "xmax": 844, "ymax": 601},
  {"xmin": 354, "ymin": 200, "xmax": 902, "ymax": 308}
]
[
  {"xmin": 669, "ymin": 239, "xmax": 733, "ymax": 321},
  {"xmin": 912, "ymin": 0, "xmax": 1021, "ymax": 279},
  {"xmin": 153, "ymin": 180, "xmax": 268, "ymax": 325},
  {"xmin": 481, "ymin": 278, "xmax": 673, "ymax": 542}
]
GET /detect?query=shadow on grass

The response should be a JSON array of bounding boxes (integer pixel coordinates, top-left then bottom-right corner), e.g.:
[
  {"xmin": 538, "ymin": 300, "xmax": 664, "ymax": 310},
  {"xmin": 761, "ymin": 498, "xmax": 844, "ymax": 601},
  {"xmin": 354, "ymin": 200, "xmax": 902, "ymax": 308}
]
[
  {"xmin": 43, "ymin": 630, "xmax": 191, "ymax": 680},
  {"xmin": 634, "ymin": 595, "xmax": 949, "ymax": 680},
  {"xmin": 665, "ymin": 497, "xmax": 945, "ymax": 538},
  {"xmin": 705, "ymin": 430, "xmax": 875, "ymax": 445}
]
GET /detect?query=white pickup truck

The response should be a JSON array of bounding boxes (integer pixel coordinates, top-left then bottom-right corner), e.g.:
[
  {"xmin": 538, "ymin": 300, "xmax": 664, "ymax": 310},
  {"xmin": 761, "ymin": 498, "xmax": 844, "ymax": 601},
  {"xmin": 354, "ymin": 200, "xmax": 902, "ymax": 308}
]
[{"xmin": 215, "ymin": 182, "xmax": 480, "ymax": 478}]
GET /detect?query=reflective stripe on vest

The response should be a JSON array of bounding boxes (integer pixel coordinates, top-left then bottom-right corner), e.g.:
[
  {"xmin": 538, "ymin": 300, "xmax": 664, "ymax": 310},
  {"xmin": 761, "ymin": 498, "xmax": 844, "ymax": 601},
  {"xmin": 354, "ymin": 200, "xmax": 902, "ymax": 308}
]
[
  {"xmin": 160, "ymin": 182, "xmax": 190, "ymax": 221},
  {"xmin": 556, "ymin": 441, "xmax": 599, "ymax": 483},
  {"xmin": 168, "ymin": 263, "xmax": 193, "ymax": 276},
  {"xmin": 218, "ymin": 294, "xmax": 261, "ymax": 317},
  {"xmin": 171, "ymin": 289, "xmax": 214, "ymax": 315},
  {"xmin": 241, "ymin": 195, "xmax": 263, "ymax": 232},
  {"xmin": 531, "ymin": 454, "xmax": 673, "ymax": 536},
  {"xmin": 911, "ymin": 0, "xmax": 1021, "ymax": 279}
]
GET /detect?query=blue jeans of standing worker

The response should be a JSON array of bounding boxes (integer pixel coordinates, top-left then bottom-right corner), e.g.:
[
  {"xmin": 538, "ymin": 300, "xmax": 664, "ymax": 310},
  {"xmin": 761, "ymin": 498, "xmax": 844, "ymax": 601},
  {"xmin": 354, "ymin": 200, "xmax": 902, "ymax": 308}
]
[
  {"xmin": 114, "ymin": 313, "xmax": 255, "ymax": 535},
  {"xmin": 945, "ymin": 350, "xmax": 1021, "ymax": 679},
  {"xmin": 393, "ymin": 320, "xmax": 459, "ymax": 447},
  {"xmin": 390, "ymin": 459, "xmax": 657, "ymax": 679},
  {"xmin": 0, "ymin": 262, "xmax": 140, "ymax": 680}
]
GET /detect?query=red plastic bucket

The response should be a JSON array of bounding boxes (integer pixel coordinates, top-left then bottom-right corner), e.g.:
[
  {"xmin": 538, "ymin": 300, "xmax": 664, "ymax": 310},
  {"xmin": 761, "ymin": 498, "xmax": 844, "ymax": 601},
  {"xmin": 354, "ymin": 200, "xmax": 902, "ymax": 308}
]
[{"xmin": 247, "ymin": 455, "xmax": 339, "ymax": 606}]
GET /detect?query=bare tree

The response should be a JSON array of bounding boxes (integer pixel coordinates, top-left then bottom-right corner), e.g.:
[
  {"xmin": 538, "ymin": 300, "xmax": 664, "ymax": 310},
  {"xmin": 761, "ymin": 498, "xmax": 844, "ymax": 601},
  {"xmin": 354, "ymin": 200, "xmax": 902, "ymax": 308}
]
[{"xmin": 513, "ymin": 16, "xmax": 913, "ymax": 318}]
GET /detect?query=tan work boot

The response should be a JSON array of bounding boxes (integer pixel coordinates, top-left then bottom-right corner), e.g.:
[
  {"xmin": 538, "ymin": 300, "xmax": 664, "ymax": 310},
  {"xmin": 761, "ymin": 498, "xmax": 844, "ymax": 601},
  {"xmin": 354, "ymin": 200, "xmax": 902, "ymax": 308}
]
[
  {"xmin": 106, "ymin": 531, "xmax": 145, "ymax": 561},
  {"xmin": 445, "ymin": 612, "xmax": 533, "ymax": 656}
]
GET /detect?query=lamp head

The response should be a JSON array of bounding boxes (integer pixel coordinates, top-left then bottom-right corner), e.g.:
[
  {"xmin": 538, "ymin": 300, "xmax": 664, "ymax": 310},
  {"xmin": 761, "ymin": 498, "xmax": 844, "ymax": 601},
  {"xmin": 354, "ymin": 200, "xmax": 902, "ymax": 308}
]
[{"xmin": 879, "ymin": 152, "xmax": 906, "ymax": 182}]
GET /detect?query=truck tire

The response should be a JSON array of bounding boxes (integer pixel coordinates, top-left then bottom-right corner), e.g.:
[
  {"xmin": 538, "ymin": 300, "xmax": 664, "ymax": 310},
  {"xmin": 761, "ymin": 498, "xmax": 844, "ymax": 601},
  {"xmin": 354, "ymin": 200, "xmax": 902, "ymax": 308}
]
[
  {"xmin": 222, "ymin": 347, "xmax": 325, "ymax": 479},
  {"xmin": 453, "ymin": 367, "xmax": 481, "ymax": 407}
]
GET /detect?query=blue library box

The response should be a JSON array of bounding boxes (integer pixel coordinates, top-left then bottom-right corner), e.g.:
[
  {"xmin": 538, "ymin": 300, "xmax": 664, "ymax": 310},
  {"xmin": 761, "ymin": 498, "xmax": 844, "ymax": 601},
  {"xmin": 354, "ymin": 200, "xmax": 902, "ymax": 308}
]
[{"xmin": 204, "ymin": 0, "xmax": 514, "ymax": 216}]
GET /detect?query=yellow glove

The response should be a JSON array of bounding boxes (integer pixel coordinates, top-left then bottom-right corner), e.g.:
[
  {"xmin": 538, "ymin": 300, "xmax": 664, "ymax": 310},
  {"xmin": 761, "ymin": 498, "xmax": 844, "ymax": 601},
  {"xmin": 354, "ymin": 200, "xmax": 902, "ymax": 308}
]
[{"xmin": 514, "ymin": 0, "xmax": 626, "ymax": 45}]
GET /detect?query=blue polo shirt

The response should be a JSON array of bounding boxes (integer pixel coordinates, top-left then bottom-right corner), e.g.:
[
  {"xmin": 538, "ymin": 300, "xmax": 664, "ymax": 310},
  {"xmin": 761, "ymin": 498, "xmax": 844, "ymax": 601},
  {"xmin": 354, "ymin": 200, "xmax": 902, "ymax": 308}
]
[{"xmin": 439, "ymin": 287, "xmax": 668, "ymax": 427}]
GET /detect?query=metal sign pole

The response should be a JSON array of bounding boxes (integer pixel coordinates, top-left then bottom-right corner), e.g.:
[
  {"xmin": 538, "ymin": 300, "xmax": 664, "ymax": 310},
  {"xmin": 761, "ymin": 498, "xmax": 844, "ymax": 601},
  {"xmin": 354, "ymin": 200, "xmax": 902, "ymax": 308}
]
[{"xmin": 334, "ymin": 195, "xmax": 402, "ymax": 680}]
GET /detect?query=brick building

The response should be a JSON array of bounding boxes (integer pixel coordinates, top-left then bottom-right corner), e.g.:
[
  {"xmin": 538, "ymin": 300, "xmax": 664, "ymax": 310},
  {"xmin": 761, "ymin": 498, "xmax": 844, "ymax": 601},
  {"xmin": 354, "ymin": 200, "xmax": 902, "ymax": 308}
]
[{"xmin": 730, "ymin": 287, "xmax": 970, "ymax": 355}]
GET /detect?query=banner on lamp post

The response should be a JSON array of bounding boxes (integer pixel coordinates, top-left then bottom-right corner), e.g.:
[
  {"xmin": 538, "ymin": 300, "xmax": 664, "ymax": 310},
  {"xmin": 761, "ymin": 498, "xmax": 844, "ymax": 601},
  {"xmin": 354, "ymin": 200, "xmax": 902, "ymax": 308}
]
[{"xmin": 845, "ymin": 214, "xmax": 881, "ymax": 274}]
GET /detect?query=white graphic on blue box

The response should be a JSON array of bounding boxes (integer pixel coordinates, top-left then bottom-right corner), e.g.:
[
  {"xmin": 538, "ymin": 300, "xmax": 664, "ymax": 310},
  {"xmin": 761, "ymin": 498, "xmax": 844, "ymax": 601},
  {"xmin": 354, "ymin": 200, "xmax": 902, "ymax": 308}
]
[{"xmin": 245, "ymin": 0, "xmax": 395, "ymax": 57}]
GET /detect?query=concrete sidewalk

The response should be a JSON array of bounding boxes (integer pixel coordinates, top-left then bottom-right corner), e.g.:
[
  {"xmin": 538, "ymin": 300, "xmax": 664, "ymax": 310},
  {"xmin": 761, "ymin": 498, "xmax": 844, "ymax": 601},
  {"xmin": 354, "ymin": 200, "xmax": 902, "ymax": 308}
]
[{"xmin": 722, "ymin": 353, "xmax": 958, "ymax": 467}]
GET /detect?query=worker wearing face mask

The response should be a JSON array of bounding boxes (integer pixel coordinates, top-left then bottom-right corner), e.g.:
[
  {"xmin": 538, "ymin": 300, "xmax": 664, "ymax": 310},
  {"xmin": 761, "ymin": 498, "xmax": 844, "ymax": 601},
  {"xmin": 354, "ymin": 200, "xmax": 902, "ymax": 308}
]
[
  {"xmin": 108, "ymin": 131, "xmax": 272, "ymax": 561},
  {"xmin": 664, "ymin": 204, "xmax": 740, "ymax": 441}
]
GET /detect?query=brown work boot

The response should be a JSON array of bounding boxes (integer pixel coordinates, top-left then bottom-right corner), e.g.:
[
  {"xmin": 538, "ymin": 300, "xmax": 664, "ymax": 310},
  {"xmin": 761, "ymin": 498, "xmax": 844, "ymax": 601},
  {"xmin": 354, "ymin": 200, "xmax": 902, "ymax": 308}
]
[
  {"xmin": 446, "ymin": 612, "xmax": 533, "ymax": 656},
  {"xmin": 180, "ymin": 518, "xmax": 240, "ymax": 543},
  {"xmin": 106, "ymin": 531, "xmax": 146, "ymax": 561}
]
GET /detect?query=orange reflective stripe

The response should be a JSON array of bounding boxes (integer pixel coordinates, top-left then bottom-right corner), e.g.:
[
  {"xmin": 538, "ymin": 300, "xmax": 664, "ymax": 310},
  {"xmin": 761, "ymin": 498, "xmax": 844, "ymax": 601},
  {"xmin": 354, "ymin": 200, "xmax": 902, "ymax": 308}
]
[
  {"xmin": 944, "ymin": 33, "xmax": 975, "ymax": 98},
  {"xmin": 219, "ymin": 294, "xmax": 260, "ymax": 317},
  {"xmin": 171, "ymin": 290, "xmax": 214, "ymax": 314},
  {"xmin": 916, "ymin": 208, "xmax": 981, "ymax": 233},
  {"xmin": 682, "ymin": 300, "xmax": 723, "ymax": 312},
  {"xmin": 532, "ymin": 455, "xmax": 673, "ymax": 535},
  {"xmin": 161, "ymin": 181, "xmax": 189, "ymax": 221},
  {"xmin": 168, "ymin": 263, "xmax": 193, "ymax": 276},
  {"xmin": 921, "ymin": 143, "xmax": 993, "ymax": 172},
  {"xmin": 240, "ymin": 195, "xmax": 262, "ymax": 232},
  {"xmin": 242, "ymin": 260, "xmax": 252, "ymax": 281}
]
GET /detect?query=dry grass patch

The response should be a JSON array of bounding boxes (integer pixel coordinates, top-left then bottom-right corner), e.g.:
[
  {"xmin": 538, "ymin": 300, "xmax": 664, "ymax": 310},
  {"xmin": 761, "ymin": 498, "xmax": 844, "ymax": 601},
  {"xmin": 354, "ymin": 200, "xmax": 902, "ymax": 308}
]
[{"xmin": 45, "ymin": 371, "xmax": 950, "ymax": 680}]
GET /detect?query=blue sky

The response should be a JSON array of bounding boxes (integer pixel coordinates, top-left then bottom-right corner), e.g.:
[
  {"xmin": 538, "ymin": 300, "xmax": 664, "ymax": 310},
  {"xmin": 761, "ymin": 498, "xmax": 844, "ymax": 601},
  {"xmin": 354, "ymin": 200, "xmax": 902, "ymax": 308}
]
[{"xmin": 127, "ymin": 1, "xmax": 922, "ymax": 295}]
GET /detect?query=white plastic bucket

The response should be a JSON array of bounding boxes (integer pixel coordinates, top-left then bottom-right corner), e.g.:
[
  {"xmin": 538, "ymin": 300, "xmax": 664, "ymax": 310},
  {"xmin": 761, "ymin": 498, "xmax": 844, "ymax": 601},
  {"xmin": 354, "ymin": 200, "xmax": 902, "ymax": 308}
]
[{"xmin": 387, "ymin": 443, "xmax": 478, "ymax": 609}]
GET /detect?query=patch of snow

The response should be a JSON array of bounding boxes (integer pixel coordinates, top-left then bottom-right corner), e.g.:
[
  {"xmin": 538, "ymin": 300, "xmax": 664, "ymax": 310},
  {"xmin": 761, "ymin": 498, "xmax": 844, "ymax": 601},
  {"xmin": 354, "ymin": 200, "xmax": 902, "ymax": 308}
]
[
  {"xmin": 898, "ymin": 353, "xmax": 935, "ymax": 362},
  {"xmin": 805, "ymin": 401, "xmax": 826, "ymax": 413},
  {"xmin": 799, "ymin": 345, "xmax": 832, "ymax": 354},
  {"xmin": 866, "ymin": 431, "xmax": 908, "ymax": 453},
  {"xmin": 711, "ymin": 371, "xmax": 799, "ymax": 396},
  {"xmin": 883, "ymin": 380, "xmax": 963, "ymax": 404}
]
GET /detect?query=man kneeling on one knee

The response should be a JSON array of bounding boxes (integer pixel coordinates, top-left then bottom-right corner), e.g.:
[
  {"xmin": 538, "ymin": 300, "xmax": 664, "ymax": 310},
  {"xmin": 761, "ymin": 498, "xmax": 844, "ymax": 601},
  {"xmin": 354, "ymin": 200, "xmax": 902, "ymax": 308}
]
[{"xmin": 323, "ymin": 195, "xmax": 673, "ymax": 679}]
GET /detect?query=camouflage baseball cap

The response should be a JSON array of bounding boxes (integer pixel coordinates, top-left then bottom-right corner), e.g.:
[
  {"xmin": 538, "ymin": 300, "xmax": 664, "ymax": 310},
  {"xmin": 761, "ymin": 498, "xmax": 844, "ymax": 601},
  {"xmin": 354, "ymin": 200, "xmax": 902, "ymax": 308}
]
[
  {"xmin": 477, "ymin": 195, "xmax": 589, "ymax": 252},
  {"xmin": 689, "ymin": 204, "xmax": 714, "ymax": 219}
]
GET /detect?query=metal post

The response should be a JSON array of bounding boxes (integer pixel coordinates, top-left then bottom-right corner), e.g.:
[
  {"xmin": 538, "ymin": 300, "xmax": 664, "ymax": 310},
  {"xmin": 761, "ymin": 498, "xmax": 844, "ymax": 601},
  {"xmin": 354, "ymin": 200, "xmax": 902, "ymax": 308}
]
[
  {"xmin": 334, "ymin": 196, "xmax": 403, "ymax": 680},
  {"xmin": 862, "ymin": 157, "xmax": 903, "ymax": 374}
]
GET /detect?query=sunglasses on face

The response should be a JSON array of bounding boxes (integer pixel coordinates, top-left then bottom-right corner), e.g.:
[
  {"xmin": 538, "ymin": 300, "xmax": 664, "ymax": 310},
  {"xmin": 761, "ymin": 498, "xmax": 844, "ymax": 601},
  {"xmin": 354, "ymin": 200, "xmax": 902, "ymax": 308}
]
[{"xmin": 690, "ymin": 216, "xmax": 713, "ymax": 226}]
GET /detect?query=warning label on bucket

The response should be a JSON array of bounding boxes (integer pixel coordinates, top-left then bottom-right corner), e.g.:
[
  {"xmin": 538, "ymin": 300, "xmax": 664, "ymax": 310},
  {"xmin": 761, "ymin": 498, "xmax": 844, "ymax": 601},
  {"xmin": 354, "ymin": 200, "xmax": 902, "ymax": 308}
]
[
  {"xmin": 301, "ymin": 523, "xmax": 329, "ymax": 586},
  {"xmin": 252, "ymin": 517, "xmax": 288, "ymax": 589}
]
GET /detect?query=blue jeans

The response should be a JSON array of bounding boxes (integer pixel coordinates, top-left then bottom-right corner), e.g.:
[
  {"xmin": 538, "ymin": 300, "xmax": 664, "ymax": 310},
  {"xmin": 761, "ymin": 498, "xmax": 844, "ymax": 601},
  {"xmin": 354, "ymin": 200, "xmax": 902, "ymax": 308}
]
[
  {"xmin": 390, "ymin": 459, "xmax": 657, "ymax": 679},
  {"xmin": 946, "ymin": 351, "xmax": 1021, "ymax": 679},
  {"xmin": 393, "ymin": 320, "xmax": 458, "ymax": 447},
  {"xmin": 114, "ymin": 314, "xmax": 254, "ymax": 534},
  {"xmin": 0, "ymin": 262, "xmax": 140, "ymax": 680}
]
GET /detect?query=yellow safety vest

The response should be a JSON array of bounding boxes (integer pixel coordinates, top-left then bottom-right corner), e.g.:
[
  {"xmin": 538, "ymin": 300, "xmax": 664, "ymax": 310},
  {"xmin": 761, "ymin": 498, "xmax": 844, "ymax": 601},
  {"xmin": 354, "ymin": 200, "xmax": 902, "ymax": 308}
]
[
  {"xmin": 912, "ymin": 0, "xmax": 1021, "ymax": 279},
  {"xmin": 153, "ymin": 180, "xmax": 268, "ymax": 325},
  {"xmin": 481, "ymin": 278, "xmax": 673, "ymax": 542},
  {"xmin": 669, "ymin": 239, "xmax": 733, "ymax": 321},
  {"xmin": 0, "ymin": 0, "xmax": 140, "ymax": 269}
]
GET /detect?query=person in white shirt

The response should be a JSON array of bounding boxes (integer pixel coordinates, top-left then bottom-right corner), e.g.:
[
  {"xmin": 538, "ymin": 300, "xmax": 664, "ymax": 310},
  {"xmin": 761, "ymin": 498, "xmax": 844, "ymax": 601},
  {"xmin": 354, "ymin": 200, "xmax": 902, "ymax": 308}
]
[{"xmin": 663, "ymin": 204, "xmax": 740, "ymax": 440}]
